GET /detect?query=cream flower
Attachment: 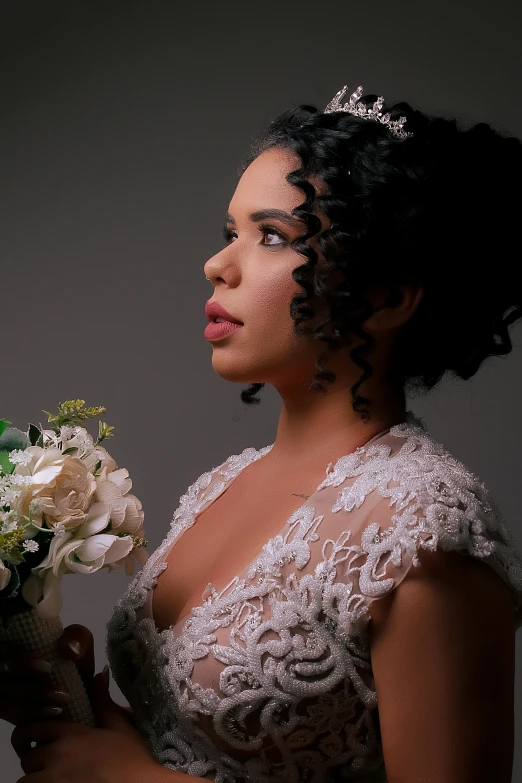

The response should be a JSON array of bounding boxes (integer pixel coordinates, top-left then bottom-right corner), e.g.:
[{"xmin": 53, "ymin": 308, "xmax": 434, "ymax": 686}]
[
  {"xmin": 81, "ymin": 444, "xmax": 117, "ymax": 475},
  {"xmin": 41, "ymin": 426, "xmax": 116, "ymax": 474},
  {"xmin": 21, "ymin": 524, "xmax": 137, "ymax": 618},
  {"xmin": 10, "ymin": 436, "xmax": 147, "ymax": 617},
  {"xmin": 12, "ymin": 446, "xmax": 96, "ymax": 531},
  {"xmin": 0, "ymin": 560, "xmax": 11, "ymax": 591},
  {"xmin": 21, "ymin": 480, "xmax": 149, "ymax": 618},
  {"xmin": 90, "ymin": 466, "xmax": 144, "ymax": 535},
  {"xmin": 60, "ymin": 425, "xmax": 95, "ymax": 456}
]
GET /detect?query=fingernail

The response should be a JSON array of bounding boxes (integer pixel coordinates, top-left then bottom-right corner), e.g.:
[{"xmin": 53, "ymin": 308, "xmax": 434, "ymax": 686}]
[
  {"xmin": 67, "ymin": 640, "xmax": 82, "ymax": 656},
  {"xmin": 29, "ymin": 659, "xmax": 53, "ymax": 673},
  {"xmin": 102, "ymin": 663, "xmax": 110, "ymax": 687}
]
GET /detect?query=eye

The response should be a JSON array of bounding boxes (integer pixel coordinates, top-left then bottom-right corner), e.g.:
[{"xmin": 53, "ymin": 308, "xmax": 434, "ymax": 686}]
[
  {"xmin": 257, "ymin": 223, "xmax": 288, "ymax": 246},
  {"xmin": 221, "ymin": 223, "xmax": 288, "ymax": 248}
]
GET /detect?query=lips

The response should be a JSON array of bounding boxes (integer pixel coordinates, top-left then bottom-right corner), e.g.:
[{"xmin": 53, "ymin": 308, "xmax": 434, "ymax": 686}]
[{"xmin": 205, "ymin": 300, "xmax": 243, "ymax": 324}]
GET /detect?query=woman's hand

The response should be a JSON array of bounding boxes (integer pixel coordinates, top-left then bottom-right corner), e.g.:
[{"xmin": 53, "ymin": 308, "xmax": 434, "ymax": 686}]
[
  {"xmin": 0, "ymin": 623, "xmax": 97, "ymax": 727},
  {"xmin": 10, "ymin": 667, "xmax": 159, "ymax": 783}
]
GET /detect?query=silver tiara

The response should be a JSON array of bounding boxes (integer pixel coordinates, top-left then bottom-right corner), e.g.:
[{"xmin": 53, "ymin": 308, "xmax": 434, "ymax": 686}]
[{"xmin": 324, "ymin": 84, "xmax": 413, "ymax": 139}]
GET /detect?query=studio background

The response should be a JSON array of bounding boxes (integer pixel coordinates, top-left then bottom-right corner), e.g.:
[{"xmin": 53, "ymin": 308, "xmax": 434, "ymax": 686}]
[{"xmin": 1, "ymin": 0, "xmax": 521, "ymax": 778}]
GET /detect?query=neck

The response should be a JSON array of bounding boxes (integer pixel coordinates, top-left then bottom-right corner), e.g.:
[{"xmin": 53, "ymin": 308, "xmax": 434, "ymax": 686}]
[{"xmin": 266, "ymin": 372, "xmax": 407, "ymax": 469}]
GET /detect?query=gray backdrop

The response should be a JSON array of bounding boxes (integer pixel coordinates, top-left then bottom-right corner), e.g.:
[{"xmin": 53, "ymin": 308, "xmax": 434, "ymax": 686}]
[{"xmin": 1, "ymin": 0, "xmax": 521, "ymax": 779}]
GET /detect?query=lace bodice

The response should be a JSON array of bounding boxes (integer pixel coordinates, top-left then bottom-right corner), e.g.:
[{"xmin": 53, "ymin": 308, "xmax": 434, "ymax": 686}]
[{"xmin": 105, "ymin": 412, "xmax": 522, "ymax": 782}]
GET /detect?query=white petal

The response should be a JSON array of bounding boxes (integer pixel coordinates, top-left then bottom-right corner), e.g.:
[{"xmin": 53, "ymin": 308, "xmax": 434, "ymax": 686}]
[
  {"xmin": 108, "ymin": 468, "xmax": 132, "ymax": 494},
  {"xmin": 35, "ymin": 530, "xmax": 74, "ymax": 572},
  {"xmin": 74, "ymin": 533, "xmax": 114, "ymax": 562},
  {"xmin": 82, "ymin": 450, "xmax": 99, "ymax": 471},
  {"xmin": 31, "ymin": 464, "xmax": 63, "ymax": 487},
  {"xmin": 0, "ymin": 563, "xmax": 11, "ymax": 590},
  {"xmin": 119, "ymin": 494, "xmax": 144, "ymax": 533},
  {"xmin": 33, "ymin": 447, "xmax": 62, "ymax": 473},
  {"xmin": 132, "ymin": 546, "xmax": 149, "ymax": 566},
  {"xmin": 64, "ymin": 550, "xmax": 103, "ymax": 574},
  {"xmin": 77, "ymin": 502, "xmax": 111, "ymax": 537},
  {"xmin": 35, "ymin": 570, "xmax": 64, "ymax": 619},
  {"xmin": 124, "ymin": 555, "xmax": 135, "ymax": 576},
  {"xmin": 50, "ymin": 537, "xmax": 85, "ymax": 577},
  {"xmin": 95, "ymin": 478, "xmax": 127, "ymax": 525},
  {"xmin": 111, "ymin": 498, "xmax": 127, "ymax": 526},
  {"xmin": 95, "ymin": 477, "xmax": 121, "ymax": 505},
  {"xmin": 21, "ymin": 573, "xmax": 43, "ymax": 607},
  {"xmin": 103, "ymin": 535, "xmax": 135, "ymax": 564},
  {"xmin": 75, "ymin": 533, "xmax": 134, "ymax": 568}
]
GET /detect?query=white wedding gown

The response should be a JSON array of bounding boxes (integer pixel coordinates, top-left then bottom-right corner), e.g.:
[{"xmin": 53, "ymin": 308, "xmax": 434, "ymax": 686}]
[{"xmin": 105, "ymin": 411, "xmax": 522, "ymax": 782}]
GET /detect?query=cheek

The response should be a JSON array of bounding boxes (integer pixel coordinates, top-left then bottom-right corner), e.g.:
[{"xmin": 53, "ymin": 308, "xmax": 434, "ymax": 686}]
[
  {"xmin": 245, "ymin": 276, "xmax": 315, "ymax": 363},
  {"xmin": 250, "ymin": 288, "xmax": 303, "ymax": 353},
  {"xmin": 251, "ymin": 265, "xmax": 304, "ymax": 321}
]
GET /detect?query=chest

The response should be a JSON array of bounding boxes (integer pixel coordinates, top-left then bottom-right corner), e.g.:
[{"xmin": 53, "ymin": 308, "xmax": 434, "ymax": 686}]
[{"xmin": 151, "ymin": 460, "xmax": 324, "ymax": 634}]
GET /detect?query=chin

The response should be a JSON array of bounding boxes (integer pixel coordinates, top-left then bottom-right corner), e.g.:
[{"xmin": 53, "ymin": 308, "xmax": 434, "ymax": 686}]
[
  {"xmin": 209, "ymin": 344, "xmax": 300, "ymax": 386},
  {"xmin": 210, "ymin": 356, "xmax": 261, "ymax": 384}
]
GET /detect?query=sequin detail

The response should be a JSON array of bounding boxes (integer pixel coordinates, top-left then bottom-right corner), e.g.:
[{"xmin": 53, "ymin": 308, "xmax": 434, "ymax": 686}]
[{"xmin": 106, "ymin": 412, "xmax": 522, "ymax": 782}]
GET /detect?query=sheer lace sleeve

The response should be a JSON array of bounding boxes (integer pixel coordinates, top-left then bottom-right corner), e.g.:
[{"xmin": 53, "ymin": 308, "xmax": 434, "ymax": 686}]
[
  {"xmin": 314, "ymin": 432, "xmax": 522, "ymax": 639},
  {"xmin": 105, "ymin": 415, "xmax": 522, "ymax": 782}
]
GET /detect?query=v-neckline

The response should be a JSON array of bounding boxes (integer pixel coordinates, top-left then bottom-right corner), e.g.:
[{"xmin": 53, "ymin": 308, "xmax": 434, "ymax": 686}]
[
  {"xmin": 147, "ymin": 442, "xmax": 274, "ymax": 635},
  {"xmin": 147, "ymin": 419, "xmax": 405, "ymax": 636}
]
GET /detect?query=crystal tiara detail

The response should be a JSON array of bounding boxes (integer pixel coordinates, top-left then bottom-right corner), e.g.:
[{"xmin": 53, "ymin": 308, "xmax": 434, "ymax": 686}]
[{"xmin": 324, "ymin": 84, "xmax": 413, "ymax": 139}]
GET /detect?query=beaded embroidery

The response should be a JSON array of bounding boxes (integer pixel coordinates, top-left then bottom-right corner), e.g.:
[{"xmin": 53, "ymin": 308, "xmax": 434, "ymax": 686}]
[{"xmin": 106, "ymin": 412, "xmax": 522, "ymax": 782}]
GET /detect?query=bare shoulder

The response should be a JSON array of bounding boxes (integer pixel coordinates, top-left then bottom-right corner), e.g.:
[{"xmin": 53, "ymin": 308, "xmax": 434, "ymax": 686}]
[
  {"xmin": 367, "ymin": 546, "xmax": 516, "ymax": 783},
  {"xmin": 368, "ymin": 545, "xmax": 516, "ymax": 633}
]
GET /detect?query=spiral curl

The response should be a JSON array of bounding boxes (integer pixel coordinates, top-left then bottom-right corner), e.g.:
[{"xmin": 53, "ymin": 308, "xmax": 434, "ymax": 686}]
[{"xmin": 236, "ymin": 93, "xmax": 522, "ymax": 420}]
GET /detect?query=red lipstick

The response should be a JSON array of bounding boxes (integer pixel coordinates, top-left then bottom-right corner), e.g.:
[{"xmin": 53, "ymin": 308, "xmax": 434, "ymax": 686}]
[
  {"xmin": 204, "ymin": 300, "xmax": 244, "ymax": 341},
  {"xmin": 205, "ymin": 300, "xmax": 243, "ymax": 324}
]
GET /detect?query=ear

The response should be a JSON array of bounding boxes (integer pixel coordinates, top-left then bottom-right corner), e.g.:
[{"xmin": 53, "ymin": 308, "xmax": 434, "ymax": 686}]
[{"xmin": 362, "ymin": 282, "xmax": 424, "ymax": 333}]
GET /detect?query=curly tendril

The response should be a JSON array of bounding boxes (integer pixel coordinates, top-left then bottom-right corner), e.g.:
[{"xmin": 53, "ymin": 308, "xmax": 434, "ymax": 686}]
[{"xmin": 235, "ymin": 94, "xmax": 522, "ymax": 420}]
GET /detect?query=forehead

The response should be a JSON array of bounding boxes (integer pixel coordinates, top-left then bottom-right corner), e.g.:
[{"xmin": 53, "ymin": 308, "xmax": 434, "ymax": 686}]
[{"xmin": 230, "ymin": 148, "xmax": 307, "ymax": 211}]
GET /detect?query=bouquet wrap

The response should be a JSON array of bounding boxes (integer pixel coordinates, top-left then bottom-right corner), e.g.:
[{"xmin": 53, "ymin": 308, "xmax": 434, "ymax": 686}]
[
  {"xmin": 0, "ymin": 400, "xmax": 148, "ymax": 726},
  {"xmin": 0, "ymin": 605, "xmax": 95, "ymax": 726}
]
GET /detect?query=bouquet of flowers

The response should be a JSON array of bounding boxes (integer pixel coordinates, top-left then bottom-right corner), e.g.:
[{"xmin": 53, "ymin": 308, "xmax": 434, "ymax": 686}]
[{"xmin": 0, "ymin": 400, "xmax": 148, "ymax": 726}]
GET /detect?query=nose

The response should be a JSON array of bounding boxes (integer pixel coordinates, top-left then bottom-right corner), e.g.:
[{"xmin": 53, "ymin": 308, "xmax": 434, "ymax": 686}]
[
  {"xmin": 203, "ymin": 249, "xmax": 224, "ymax": 283},
  {"xmin": 204, "ymin": 246, "xmax": 236, "ymax": 285}
]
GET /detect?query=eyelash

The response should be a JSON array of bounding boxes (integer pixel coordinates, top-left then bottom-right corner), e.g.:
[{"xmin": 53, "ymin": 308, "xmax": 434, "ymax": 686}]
[{"xmin": 221, "ymin": 222, "xmax": 288, "ymax": 248}]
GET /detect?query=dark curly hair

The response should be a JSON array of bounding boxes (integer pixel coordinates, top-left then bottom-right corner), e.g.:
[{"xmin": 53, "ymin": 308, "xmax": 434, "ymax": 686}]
[{"xmin": 235, "ymin": 89, "xmax": 522, "ymax": 422}]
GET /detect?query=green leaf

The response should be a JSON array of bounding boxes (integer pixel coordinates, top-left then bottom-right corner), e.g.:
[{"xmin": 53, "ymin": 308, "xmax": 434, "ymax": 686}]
[
  {"xmin": 0, "ymin": 451, "xmax": 15, "ymax": 475},
  {"xmin": 0, "ymin": 419, "xmax": 11, "ymax": 438},
  {"xmin": 0, "ymin": 427, "xmax": 30, "ymax": 452},
  {"xmin": 27, "ymin": 423, "xmax": 43, "ymax": 447}
]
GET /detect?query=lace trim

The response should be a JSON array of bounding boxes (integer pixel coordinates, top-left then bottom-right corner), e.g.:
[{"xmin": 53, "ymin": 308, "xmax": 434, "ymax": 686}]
[{"xmin": 105, "ymin": 411, "xmax": 522, "ymax": 782}]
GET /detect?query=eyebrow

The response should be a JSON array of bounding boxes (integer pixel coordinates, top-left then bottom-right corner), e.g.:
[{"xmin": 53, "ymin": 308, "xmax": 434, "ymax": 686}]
[{"xmin": 225, "ymin": 209, "xmax": 304, "ymax": 229}]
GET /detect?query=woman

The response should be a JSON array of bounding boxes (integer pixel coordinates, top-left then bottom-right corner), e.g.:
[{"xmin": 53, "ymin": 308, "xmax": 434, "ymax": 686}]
[{"xmin": 90, "ymin": 86, "xmax": 522, "ymax": 781}]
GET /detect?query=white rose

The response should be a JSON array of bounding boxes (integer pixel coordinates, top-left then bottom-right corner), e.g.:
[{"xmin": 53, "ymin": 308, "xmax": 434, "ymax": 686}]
[
  {"xmin": 21, "ymin": 525, "xmax": 136, "ymax": 618},
  {"xmin": 41, "ymin": 427, "xmax": 117, "ymax": 475},
  {"xmin": 60, "ymin": 427, "xmax": 119, "ymax": 477},
  {"xmin": 60, "ymin": 425, "xmax": 94, "ymax": 457},
  {"xmin": 13, "ymin": 447, "xmax": 96, "ymax": 531},
  {"xmin": 81, "ymin": 444, "xmax": 117, "ymax": 475},
  {"xmin": 73, "ymin": 465, "xmax": 147, "ymax": 577},
  {"xmin": 0, "ymin": 560, "xmax": 11, "ymax": 591},
  {"xmin": 90, "ymin": 466, "xmax": 144, "ymax": 535}
]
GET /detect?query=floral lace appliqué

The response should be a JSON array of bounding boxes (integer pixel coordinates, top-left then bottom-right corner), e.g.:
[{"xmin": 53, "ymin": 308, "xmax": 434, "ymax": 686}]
[{"xmin": 106, "ymin": 412, "xmax": 522, "ymax": 783}]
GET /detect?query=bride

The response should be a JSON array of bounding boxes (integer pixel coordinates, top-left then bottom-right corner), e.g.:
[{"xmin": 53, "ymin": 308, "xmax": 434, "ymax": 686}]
[{"xmin": 10, "ymin": 84, "xmax": 522, "ymax": 783}]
